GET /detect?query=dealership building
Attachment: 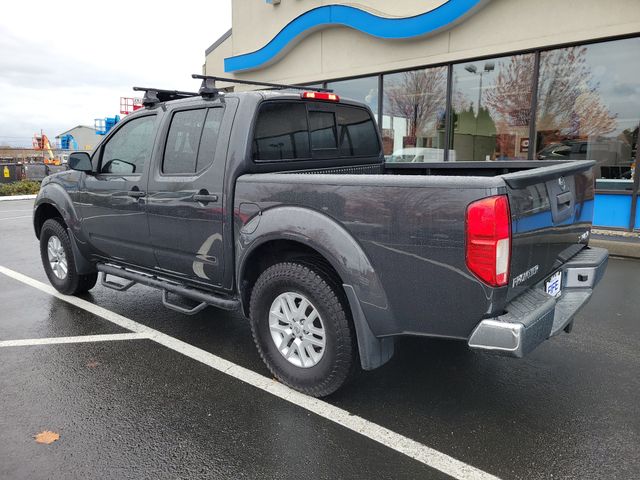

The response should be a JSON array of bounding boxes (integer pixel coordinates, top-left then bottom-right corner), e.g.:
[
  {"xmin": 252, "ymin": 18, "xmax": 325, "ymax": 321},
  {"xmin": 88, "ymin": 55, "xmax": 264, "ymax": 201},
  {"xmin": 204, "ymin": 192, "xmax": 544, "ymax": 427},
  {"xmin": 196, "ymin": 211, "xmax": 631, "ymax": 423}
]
[{"xmin": 205, "ymin": 0, "xmax": 640, "ymax": 230}]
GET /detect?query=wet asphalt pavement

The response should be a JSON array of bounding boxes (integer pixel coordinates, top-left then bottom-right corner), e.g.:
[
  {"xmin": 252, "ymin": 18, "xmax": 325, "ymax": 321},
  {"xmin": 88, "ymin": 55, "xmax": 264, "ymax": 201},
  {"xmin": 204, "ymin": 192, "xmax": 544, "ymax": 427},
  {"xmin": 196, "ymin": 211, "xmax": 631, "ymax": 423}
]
[{"xmin": 1, "ymin": 199, "xmax": 639, "ymax": 479}]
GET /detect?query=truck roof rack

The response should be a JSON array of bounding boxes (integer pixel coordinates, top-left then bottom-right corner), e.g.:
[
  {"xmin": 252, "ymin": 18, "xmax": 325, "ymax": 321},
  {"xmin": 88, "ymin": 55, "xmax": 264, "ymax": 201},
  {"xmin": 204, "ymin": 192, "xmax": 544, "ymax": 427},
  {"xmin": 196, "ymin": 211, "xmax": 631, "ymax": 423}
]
[
  {"xmin": 132, "ymin": 87, "xmax": 199, "ymax": 107},
  {"xmin": 191, "ymin": 74, "xmax": 332, "ymax": 93},
  {"xmin": 131, "ymin": 76, "xmax": 332, "ymax": 109}
]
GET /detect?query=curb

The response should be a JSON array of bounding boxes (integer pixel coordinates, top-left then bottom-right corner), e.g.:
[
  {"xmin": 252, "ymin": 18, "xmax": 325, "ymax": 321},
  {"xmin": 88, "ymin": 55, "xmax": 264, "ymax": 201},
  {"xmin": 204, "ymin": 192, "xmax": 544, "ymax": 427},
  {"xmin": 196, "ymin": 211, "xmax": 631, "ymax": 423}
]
[
  {"xmin": 0, "ymin": 194, "xmax": 37, "ymax": 202},
  {"xmin": 590, "ymin": 237, "xmax": 640, "ymax": 259}
]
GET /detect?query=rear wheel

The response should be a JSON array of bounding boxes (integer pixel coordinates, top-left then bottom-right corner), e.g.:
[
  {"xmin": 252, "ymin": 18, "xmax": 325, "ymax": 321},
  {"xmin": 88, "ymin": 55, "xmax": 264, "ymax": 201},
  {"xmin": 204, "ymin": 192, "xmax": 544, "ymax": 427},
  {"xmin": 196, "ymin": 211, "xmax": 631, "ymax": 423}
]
[
  {"xmin": 39, "ymin": 219, "xmax": 97, "ymax": 295},
  {"xmin": 249, "ymin": 261, "xmax": 356, "ymax": 397}
]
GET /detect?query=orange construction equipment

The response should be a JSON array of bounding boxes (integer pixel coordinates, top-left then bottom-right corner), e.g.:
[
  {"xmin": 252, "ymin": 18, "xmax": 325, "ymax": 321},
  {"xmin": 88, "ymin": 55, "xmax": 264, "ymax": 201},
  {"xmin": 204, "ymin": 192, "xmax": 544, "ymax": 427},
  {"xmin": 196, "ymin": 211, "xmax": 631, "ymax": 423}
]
[
  {"xmin": 120, "ymin": 97, "xmax": 143, "ymax": 115},
  {"xmin": 32, "ymin": 132, "xmax": 61, "ymax": 166}
]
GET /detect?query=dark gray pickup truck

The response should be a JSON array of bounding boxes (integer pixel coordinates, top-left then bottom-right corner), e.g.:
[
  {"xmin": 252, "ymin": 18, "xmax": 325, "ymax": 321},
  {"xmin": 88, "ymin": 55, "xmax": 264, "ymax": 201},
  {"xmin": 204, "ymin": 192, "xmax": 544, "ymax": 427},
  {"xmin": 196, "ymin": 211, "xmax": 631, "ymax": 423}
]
[{"xmin": 33, "ymin": 78, "xmax": 608, "ymax": 396}]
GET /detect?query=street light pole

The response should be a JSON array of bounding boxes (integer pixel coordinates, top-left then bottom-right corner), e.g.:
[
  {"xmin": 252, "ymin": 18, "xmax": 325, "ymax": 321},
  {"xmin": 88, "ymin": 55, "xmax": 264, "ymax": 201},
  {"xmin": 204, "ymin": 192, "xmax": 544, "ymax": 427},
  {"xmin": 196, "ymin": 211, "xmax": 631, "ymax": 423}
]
[
  {"xmin": 464, "ymin": 62, "xmax": 495, "ymax": 117},
  {"xmin": 41, "ymin": 129, "xmax": 45, "ymax": 164},
  {"xmin": 478, "ymin": 71, "xmax": 483, "ymax": 114}
]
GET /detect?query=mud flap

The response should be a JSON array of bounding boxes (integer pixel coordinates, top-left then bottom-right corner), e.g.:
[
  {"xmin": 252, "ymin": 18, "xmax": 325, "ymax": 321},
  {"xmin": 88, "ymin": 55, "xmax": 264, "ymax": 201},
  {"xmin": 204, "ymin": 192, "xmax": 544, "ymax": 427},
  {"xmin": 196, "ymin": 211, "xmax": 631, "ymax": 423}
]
[
  {"xmin": 343, "ymin": 284, "xmax": 394, "ymax": 370},
  {"xmin": 67, "ymin": 228, "xmax": 96, "ymax": 275}
]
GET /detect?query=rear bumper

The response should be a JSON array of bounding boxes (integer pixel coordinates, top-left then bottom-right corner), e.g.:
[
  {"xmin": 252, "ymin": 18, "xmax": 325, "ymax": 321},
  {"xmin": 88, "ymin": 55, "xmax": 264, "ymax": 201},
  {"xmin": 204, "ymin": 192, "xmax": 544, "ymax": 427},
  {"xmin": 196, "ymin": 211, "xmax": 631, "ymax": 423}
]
[{"xmin": 467, "ymin": 247, "xmax": 608, "ymax": 357}]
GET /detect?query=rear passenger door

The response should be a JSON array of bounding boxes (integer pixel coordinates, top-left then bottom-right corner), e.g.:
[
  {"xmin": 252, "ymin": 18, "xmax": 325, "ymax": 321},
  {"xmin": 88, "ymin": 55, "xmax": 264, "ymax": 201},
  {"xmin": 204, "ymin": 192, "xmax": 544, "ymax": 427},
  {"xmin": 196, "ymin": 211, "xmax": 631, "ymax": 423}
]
[{"xmin": 145, "ymin": 105, "xmax": 228, "ymax": 286}]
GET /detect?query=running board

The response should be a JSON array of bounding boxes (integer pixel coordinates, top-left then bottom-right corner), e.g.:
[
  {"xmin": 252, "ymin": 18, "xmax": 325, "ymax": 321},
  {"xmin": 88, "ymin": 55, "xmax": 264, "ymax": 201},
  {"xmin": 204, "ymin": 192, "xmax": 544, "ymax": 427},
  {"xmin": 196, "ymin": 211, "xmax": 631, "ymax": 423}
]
[
  {"xmin": 96, "ymin": 264, "xmax": 239, "ymax": 313},
  {"xmin": 100, "ymin": 272, "xmax": 136, "ymax": 291}
]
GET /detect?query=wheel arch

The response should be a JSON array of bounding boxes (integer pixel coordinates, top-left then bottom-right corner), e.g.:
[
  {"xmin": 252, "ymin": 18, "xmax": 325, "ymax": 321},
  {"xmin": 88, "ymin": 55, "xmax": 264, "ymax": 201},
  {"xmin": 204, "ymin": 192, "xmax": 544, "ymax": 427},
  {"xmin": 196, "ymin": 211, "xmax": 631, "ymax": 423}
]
[
  {"xmin": 34, "ymin": 185, "xmax": 95, "ymax": 275},
  {"xmin": 33, "ymin": 183, "xmax": 78, "ymax": 239},
  {"xmin": 237, "ymin": 206, "xmax": 389, "ymax": 315},
  {"xmin": 34, "ymin": 202, "xmax": 66, "ymax": 239},
  {"xmin": 238, "ymin": 238, "xmax": 344, "ymax": 317},
  {"xmin": 236, "ymin": 206, "xmax": 395, "ymax": 370}
]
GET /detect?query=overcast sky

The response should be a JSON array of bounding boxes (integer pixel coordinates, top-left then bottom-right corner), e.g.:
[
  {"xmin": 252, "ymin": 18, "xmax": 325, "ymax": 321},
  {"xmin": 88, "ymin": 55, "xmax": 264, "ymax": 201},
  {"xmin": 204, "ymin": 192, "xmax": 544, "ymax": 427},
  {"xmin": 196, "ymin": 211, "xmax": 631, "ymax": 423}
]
[{"xmin": 0, "ymin": 0, "xmax": 232, "ymax": 147}]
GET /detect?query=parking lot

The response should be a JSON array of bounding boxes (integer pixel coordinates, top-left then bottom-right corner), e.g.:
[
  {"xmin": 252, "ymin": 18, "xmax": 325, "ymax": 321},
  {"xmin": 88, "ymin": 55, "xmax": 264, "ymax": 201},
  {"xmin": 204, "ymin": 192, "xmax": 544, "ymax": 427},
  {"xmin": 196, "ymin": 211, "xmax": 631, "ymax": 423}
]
[{"xmin": 1, "ymin": 198, "xmax": 639, "ymax": 480}]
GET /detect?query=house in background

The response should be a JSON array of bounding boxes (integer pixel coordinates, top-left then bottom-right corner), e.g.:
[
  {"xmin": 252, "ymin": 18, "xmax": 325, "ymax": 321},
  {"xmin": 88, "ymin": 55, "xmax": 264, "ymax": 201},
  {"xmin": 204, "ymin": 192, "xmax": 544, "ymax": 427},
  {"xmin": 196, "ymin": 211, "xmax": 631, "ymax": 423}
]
[{"xmin": 55, "ymin": 125, "xmax": 100, "ymax": 152}]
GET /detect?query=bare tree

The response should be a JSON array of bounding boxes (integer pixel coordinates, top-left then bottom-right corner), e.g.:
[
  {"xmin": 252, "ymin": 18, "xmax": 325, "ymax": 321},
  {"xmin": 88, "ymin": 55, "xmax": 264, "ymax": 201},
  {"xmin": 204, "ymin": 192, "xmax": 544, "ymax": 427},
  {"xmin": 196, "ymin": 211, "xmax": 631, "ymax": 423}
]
[
  {"xmin": 533, "ymin": 47, "xmax": 616, "ymax": 137},
  {"xmin": 480, "ymin": 47, "xmax": 617, "ymax": 158},
  {"xmin": 483, "ymin": 54, "xmax": 535, "ymax": 129},
  {"xmin": 385, "ymin": 68, "xmax": 447, "ymax": 141}
]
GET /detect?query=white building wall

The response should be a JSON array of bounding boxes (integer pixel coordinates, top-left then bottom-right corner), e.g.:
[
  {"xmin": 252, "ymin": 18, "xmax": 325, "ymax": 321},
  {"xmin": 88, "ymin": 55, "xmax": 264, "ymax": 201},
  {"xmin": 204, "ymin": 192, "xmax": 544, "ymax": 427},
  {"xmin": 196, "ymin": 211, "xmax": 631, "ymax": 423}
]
[{"xmin": 205, "ymin": 0, "xmax": 640, "ymax": 84}]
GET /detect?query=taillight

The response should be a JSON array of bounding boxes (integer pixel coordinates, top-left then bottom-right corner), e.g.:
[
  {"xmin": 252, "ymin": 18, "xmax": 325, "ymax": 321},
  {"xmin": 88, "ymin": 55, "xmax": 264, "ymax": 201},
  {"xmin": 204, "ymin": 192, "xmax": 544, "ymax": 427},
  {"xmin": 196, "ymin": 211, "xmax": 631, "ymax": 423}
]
[
  {"xmin": 465, "ymin": 195, "xmax": 511, "ymax": 287},
  {"xmin": 301, "ymin": 91, "xmax": 340, "ymax": 102}
]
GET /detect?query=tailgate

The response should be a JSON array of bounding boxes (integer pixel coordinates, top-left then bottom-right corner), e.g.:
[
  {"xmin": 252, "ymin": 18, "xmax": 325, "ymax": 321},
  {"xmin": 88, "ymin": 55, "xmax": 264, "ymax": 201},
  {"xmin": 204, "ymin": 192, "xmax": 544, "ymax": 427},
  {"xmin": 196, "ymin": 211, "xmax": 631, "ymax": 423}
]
[{"xmin": 502, "ymin": 160, "xmax": 595, "ymax": 299}]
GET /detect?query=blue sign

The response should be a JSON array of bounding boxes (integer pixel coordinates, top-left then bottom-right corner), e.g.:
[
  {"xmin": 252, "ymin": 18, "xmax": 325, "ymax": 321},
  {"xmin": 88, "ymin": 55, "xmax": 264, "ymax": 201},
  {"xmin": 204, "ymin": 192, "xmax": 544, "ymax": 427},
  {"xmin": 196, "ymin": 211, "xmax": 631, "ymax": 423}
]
[{"xmin": 225, "ymin": 0, "xmax": 489, "ymax": 72}]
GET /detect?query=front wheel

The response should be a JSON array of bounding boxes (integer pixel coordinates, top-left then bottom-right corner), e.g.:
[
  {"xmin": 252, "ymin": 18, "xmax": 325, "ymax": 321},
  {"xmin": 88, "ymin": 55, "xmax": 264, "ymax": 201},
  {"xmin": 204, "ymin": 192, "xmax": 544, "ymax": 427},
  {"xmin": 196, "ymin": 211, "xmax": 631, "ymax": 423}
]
[
  {"xmin": 39, "ymin": 219, "xmax": 97, "ymax": 295},
  {"xmin": 249, "ymin": 261, "xmax": 356, "ymax": 397}
]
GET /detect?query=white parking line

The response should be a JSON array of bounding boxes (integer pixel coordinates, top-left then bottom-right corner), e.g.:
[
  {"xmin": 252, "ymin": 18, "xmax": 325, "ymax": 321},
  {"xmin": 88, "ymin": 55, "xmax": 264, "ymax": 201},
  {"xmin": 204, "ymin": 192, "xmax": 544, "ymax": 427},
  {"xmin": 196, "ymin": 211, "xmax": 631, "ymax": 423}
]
[
  {"xmin": 0, "ymin": 332, "xmax": 149, "ymax": 347},
  {"xmin": 0, "ymin": 194, "xmax": 36, "ymax": 202},
  {"xmin": 0, "ymin": 215, "xmax": 32, "ymax": 221},
  {"xmin": 0, "ymin": 264, "xmax": 501, "ymax": 480}
]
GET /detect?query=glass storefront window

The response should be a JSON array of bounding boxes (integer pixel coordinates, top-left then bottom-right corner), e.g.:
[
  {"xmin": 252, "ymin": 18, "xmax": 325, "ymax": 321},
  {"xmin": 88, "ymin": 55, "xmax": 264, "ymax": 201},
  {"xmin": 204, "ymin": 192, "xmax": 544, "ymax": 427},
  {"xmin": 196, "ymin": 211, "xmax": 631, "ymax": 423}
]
[
  {"xmin": 382, "ymin": 66, "xmax": 448, "ymax": 161},
  {"xmin": 326, "ymin": 76, "xmax": 379, "ymax": 121},
  {"xmin": 536, "ymin": 37, "xmax": 640, "ymax": 185},
  {"xmin": 451, "ymin": 53, "xmax": 535, "ymax": 161}
]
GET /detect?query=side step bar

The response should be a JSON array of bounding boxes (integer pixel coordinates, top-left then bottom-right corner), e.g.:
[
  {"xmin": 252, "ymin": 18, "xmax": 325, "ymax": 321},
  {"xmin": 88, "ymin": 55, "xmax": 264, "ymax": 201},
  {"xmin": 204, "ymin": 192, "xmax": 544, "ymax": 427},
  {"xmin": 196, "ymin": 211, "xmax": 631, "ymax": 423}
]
[{"xmin": 96, "ymin": 263, "xmax": 240, "ymax": 314}]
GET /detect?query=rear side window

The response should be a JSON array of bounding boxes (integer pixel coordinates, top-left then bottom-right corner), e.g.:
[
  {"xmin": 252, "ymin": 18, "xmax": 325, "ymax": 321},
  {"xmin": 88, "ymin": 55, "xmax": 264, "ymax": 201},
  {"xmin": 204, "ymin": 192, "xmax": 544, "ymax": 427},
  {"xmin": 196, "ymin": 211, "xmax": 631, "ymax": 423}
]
[
  {"xmin": 196, "ymin": 108, "xmax": 224, "ymax": 172},
  {"xmin": 164, "ymin": 109, "xmax": 206, "ymax": 174},
  {"xmin": 163, "ymin": 108, "xmax": 223, "ymax": 174},
  {"xmin": 336, "ymin": 106, "xmax": 379, "ymax": 157},
  {"xmin": 252, "ymin": 103, "xmax": 310, "ymax": 161}
]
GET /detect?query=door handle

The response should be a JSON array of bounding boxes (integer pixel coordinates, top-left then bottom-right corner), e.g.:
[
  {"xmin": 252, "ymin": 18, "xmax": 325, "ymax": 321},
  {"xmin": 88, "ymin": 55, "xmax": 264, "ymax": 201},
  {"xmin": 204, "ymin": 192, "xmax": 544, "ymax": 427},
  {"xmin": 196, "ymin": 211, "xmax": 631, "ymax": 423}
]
[
  {"xmin": 192, "ymin": 193, "xmax": 218, "ymax": 204},
  {"xmin": 127, "ymin": 190, "xmax": 146, "ymax": 198}
]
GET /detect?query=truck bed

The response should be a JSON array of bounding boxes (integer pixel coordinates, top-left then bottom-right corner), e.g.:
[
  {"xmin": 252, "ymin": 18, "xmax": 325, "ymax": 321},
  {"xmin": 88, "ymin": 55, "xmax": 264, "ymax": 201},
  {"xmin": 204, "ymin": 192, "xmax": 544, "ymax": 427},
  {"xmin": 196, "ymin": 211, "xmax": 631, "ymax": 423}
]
[
  {"xmin": 295, "ymin": 159, "xmax": 579, "ymax": 177},
  {"xmin": 235, "ymin": 160, "xmax": 596, "ymax": 340}
]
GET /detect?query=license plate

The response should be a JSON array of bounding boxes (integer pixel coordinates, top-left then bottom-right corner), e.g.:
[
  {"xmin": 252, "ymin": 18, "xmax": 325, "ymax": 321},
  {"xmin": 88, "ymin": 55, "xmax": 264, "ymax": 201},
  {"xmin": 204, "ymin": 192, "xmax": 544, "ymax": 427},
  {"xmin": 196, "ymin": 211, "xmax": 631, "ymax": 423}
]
[{"xmin": 545, "ymin": 271, "xmax": 562, "ymax": 297}]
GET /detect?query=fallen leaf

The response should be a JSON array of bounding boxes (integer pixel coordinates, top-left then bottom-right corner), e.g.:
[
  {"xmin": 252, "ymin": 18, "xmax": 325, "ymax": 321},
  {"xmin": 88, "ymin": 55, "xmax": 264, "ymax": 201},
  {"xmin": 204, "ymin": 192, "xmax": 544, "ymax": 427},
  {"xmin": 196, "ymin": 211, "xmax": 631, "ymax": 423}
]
[
  {"xmin": 34, "ymin": 431, "xmax": 60, "ymax": 445},
  {"xmin": 86, "ymin": 360, "xmax": 100, "ymax": 368}
]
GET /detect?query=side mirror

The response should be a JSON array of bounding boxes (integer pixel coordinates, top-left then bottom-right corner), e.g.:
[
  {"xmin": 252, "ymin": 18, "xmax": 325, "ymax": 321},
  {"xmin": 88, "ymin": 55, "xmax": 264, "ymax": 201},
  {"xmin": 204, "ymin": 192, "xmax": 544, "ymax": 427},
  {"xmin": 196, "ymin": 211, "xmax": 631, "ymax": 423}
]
[{"xmin": 68, "ymin": 152, "xmax": 93, "ymax": 173}]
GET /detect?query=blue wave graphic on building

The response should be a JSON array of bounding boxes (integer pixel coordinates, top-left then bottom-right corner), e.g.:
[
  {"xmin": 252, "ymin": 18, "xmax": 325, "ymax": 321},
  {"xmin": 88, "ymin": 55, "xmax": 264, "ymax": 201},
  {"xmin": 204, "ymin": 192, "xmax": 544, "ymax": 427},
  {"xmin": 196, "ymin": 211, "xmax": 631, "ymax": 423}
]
[{"xmin": 225, "ymin": 0, "xmax": 488, "ymax": 72}]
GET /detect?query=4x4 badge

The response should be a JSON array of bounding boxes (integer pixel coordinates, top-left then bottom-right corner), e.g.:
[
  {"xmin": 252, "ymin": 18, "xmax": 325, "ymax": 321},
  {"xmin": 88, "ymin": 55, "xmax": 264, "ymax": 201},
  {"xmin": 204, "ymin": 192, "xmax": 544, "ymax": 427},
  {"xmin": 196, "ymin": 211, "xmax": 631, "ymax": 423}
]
[{"xmin": 558, "ymin": 176, "xmax": 567, "ymax": 190}]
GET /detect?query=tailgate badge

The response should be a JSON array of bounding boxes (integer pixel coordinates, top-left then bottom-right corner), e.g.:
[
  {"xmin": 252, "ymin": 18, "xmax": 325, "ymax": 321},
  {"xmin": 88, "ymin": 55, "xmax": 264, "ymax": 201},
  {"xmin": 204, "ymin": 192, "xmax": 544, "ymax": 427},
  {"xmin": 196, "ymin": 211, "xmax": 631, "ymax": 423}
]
[
  {"xmin": 512, "ymin": 265, "xmax": 540, "ymax": 287},
  {"xmin": 578, "ymin": 230, "xmax": 590, "ymax": 243},
  {"xmin": 558, "ymin": 176, "xmax": 567, "ymax": 191}
]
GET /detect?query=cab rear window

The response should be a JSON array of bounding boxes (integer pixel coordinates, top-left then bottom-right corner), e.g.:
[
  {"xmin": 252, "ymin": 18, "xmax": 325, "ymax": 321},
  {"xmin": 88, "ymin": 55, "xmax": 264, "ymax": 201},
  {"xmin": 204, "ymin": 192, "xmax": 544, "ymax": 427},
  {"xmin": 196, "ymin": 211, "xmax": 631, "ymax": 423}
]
[
  {"xmin": 252, "ymin": 103, "xmax": 310, "ymax": 161},
  {"xmin": 336, "ymin": 105, "xmax": 379, "ymax": 157},
  {"xmin": 252, "ymin": 101, "xmax": 379, "ymax": 162}
]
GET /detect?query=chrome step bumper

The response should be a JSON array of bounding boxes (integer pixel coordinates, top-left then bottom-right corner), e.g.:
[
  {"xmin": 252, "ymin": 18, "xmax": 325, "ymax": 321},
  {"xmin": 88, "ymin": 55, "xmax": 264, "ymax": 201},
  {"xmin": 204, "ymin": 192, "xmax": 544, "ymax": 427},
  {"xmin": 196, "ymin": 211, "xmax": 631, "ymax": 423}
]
[{"xmin": 468, "ymin": 247, "xmax": 608, "ymax": 357}]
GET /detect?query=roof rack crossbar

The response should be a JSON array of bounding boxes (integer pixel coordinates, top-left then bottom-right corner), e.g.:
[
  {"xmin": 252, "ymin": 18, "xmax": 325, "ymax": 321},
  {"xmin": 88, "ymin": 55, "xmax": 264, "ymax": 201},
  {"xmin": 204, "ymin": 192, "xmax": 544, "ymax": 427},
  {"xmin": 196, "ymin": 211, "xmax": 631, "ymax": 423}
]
[
  {"xmin": 191, "ymin": 74, "xmax": 332, "ymax": 93},
  {"xmin": 133, "ymin": 86, "xmax": 199, "ymax": 106}
]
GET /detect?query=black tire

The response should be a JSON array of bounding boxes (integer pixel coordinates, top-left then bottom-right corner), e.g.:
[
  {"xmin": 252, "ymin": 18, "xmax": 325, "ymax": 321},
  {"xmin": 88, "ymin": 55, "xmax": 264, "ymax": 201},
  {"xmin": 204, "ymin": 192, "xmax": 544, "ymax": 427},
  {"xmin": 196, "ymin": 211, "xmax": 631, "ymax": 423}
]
[
  {"xmin": 39, "ymin": 218, "xmax": 98, "ymax": 295},
  {"xmin": 250, "ymin": 261, "xmax": 356, "ymax": 397}
]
